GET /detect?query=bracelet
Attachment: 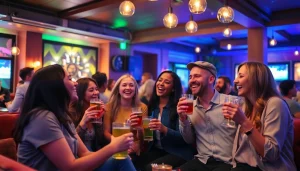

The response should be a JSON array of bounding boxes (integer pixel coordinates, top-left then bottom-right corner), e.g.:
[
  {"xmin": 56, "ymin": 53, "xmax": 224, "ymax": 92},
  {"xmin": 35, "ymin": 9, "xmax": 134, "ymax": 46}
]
[{"xmin": 244, "ymin": 127, "xmax": 254, "ymax": 136}]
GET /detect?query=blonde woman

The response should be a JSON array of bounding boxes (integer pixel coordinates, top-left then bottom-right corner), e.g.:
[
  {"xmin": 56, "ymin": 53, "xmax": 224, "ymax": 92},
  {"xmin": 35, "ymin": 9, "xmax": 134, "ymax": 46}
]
[
  {"xmin": 104, "ymin": 74, "xmax": 147, "ymax": 141},
  {"xmin": 223, "ymin": 62, "xmax": 296, "ymax": 171}
]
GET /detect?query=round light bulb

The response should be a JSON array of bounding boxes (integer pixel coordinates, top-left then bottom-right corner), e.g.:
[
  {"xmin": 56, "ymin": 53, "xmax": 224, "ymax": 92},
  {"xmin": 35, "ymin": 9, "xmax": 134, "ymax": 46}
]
[
  {"xmin": 34, "ymin": 61, "xmax": 41, "ymax": 67},
  {"xmin": 119, "ymin": 1, "xmax": 135, "ymax": 17},
  {"xmin": 227, "ymin": 44, "xmax": 232, "ymax": 50},
  {"xmin": 163, "ymin": 13, "xmax": 178, "ymax": 28},
  {"xmin": 217, "ymin": 6, "xmax": 234, "ymax": 23},
  {"xmin": 189, "ymin": 0, "xmax": 207, "ymax": 14},
  {"xmin": 11, "ymin": 46, "xmax": 20, "ymax": 56},
  {"xmin": 295, "ymin": 50, "xmax": 299, "ymax": 56},
  {"xmin": 269, "ymin": 38, "xmax": 277, "ymax": 46},
  {"xmin": 223, "ymin": 27, "xmax": 232, "ymax": 37},
  {"xmin": 185, "ymin": 20, "xmax": 198, "ymax": 33},
  {"xmin": 195, "ymin": 46, "xmax": 201, "ymax": 53}
]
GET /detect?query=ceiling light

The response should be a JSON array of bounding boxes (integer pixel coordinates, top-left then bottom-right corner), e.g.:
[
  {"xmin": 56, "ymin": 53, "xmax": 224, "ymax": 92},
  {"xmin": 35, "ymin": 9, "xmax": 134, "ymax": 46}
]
[
  {"xmin": 11, "ymin": 46, "xmax": 20, "ymax": 56},
  {"xmin": 185, "ymin": 14, "xmax": 198, "ymax": 33},
  {"xmin": 188, "ymin": 0, "xmax": 207, "ymax": 14},
  {"xmin": 295, "ymin": 50, "xmax": 299, "ymax": 56},
  {"xmin": 269, "ymin": 30, "xmax": 277, "ymax": 46},
  {"xmin": 195, "ymin": 46, "xmax": 201, "ymax": 53},
  {"xmin": 223, "ymin": 27, "xmax": 232, "ymax": 37},
  {"xmin": 227, "ymin": 44, "xmax": 232, "ymax": 50},
  {"xmin": 163, "ymin": 6, "xmax": 178, "ymax": 28},
  {"xmin": 217, "ymin": 6, "xmax": 234, "ymax": 23},
  {"xmin": 119, "ymin": 1, "xmax": 135, "ymax": 17}
]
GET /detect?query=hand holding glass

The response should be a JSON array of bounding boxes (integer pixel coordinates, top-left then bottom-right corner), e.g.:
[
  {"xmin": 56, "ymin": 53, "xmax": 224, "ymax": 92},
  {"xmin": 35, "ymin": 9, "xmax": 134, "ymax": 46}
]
[
  {"xmin": 221, "ymin": 96, "xmax": 240, "ymax": 128},
  {"xmin": 112, "ymin": 122, "xmax": 131, "ymax": 159},
  {"xmin": 131, "ymin": 107, "xmax": 143, "ymax": 127},
  {"xmin": 89, "ymin": 98, "xmax": 103, "ymax": 124},
  {"xmin": 181, "ymin": 94, "xmax": 194, "ymax": 115}
]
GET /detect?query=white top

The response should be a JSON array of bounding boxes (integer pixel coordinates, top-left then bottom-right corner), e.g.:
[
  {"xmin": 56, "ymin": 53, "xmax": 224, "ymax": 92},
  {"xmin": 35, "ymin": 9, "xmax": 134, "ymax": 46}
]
[{"xmin": 7, "ymin": 81, "xmax": 30, "ymax": 113}]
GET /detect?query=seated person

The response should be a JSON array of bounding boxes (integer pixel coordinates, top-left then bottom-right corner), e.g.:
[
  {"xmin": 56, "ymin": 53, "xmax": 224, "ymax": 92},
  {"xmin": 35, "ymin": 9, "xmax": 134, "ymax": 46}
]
[
  {"xmin": 0, "ymin": 80, "xmax": 10, "ymax": 107},
  {"xmin": 279, "ymin": 80, "xmax": 300, "ymax": 118}
]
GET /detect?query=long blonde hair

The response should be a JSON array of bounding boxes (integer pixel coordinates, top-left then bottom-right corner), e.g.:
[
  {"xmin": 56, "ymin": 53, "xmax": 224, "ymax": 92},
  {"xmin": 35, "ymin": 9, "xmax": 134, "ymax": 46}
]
[
  {"xmin": 108, "ymin": 74, "xmax": 140, "ymax": 121},
  {"xmin": 239, "ymin": 62, "xmax": 280, "ymax": 130}
]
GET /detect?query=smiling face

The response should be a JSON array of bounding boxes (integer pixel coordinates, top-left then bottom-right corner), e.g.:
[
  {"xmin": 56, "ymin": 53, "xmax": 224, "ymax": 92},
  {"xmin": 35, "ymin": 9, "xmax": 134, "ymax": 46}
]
[
  {"xmin": 189, "ymin": 67, "xmax": 214, "ymax": 96},
  {"xmin": 234, "ymin": 65, "xmax": 250, "ymax": 97},
  {"xmin": 63, "ymin": 69, "xmax": 78, "ymax": 101},
  {"xmin": 119, "ymin": 77, "xmax": 136, "ymax": 100},
  {"xmin": 156, "ymin": 73, "xmax": 174, "ymax": 97},
  {"xmin": 84, "ymin": 81, "xmax": 99, "ymax": 103}
]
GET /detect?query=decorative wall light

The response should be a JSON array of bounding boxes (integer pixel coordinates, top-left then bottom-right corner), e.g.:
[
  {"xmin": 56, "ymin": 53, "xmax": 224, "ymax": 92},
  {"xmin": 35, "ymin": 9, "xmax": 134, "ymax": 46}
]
[
  {"xmin": 223, "ymin": 27, "xmax": 232, "ymax": 37},
  {"xmin": 269, "ymin": 30, "xmax": 277, "ymax": 46},
  {"xmin": 217, "ymin": 0, "xmax": 234, "ymax": 23},
  {"xmin": 185, "ymin": 14, "xmax": 198, "ymax": 33},
  {"xmin": 11, "ymin": 46, "xmax": 20, "ymax": 56},
  {"xmin": 227, "ymin": 44, "xmax": 232, "ymax": 50},
  {"xmin": 195, "ymin": 46, "xmax": 201, "ymax": 53},
  {"xmin": 119, "ymin": 1, "xmax": 135, "ymax": 17},
  {"xmin": 163, "ymin": 6, "xmax": 178, "ymax": 28},
  {"xmin": 188, "ymin": 0, "xmax": 207, "ymax": 14},
  {"xmin": 295, "ymin": 48, "xmax": 299, "ymax": 56}
]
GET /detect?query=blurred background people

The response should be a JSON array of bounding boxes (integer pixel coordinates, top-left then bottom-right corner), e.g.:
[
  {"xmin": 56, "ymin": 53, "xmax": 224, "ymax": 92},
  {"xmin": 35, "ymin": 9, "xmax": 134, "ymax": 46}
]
[
  {"xmin": 6, "ymin": 67, "xmax": 34, "ymax": 112},
  {"xmin": 279, "ymin": 80, "xmax": 300, "ymax": 118},
  {"xmin": 0, "ymin": 79, "xmax": 10, "ymax": 107},
  {"xmin": 139, "ymin": 72, "xmax": 154, "ymax": 95},
  {"xmin": 92, "ymin": 72, "xmax": 109, "ymax": 104},
  {"xmin": 215, "ymin": 76, "xmax": 237, "ymax": 95},
  {"xmin": 139, "ymin": 78, "xmax": 155, "ymax": 105},
  {"xmin": 104, "ymin": 78, "xmax": 115, "ymax": 98}
]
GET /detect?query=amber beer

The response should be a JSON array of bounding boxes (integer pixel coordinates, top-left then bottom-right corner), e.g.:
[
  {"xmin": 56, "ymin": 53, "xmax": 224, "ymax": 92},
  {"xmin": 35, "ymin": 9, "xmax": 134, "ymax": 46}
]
[
  {"xmin": 143, "ymin": 117, "xmax": 153, "ymax": 141},
  {"xmin": 112, "ymin": 122, "xmax": 130, "ymax": 159},
  {"xmin": 132, "ymin": 107, "xmax": 143, "ymax": 127},
  {"xmin": 90, "ymin": 99, "xmax": 102, "ymax": 123},
  {"xmin": 182, "ymin": 94, "xmax": 194, "ymax": 115}
]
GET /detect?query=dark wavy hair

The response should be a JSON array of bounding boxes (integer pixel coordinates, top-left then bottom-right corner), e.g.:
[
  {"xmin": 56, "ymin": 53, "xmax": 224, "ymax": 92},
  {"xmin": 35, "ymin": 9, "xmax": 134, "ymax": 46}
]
[
  {"xmin": 148, "ymin": 71, "xmax": 182, "ymax": 123},
  {"xmin": 14, "ymin": 64, "xmax": 74, "ymax": 143}
]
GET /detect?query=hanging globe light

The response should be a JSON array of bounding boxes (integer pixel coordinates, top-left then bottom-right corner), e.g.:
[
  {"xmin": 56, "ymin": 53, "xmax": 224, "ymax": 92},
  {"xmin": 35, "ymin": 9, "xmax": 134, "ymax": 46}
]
[
  {"xmin": 195, "ymin": 46, "xmax": 201, "ymax": 53},
  {"xmin": 223, "ymin": 27, "xmax": 232, "ymax": 37},
  {"xmin": 119, "ymin": 1, "xmax": 135, "ymax": 17},
  {"xmin": 185, "ymin": 14, "xmax": 198, "ymax": 33},
  {"xmin": 227, "ymin": 44, "xmax": 232, "ymax": 50},
  {"xmin": 11, "ymin": 46, "xmax": 20, "ymax": 56},
  {"xmin": 295, "ymin": 50, "xmax": 299, "ymax": 56},
  {"xmin": 217, "ymin": 6, "xmax": 234, "ymax": 23},
  {"xmin": 189, "ymin": 0, "xmax": 207, "ymax": 14},
  {"xmin": 269, "ymin": 38, "xmax": 277, "ymax": 46},
  {"xmin": 163, "ymin": 6, "xmax": 178, "ymax": 28}
]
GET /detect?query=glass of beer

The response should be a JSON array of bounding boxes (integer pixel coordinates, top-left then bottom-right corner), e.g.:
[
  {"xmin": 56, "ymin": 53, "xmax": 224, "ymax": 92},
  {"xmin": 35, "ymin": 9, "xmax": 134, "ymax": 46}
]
[
  {"xmin": 221, "ymin": 95, "xmax": 240, "ymax": 128},
  {"xmin": 90, "ymin": 98, "xmax": 102, "ymax": 124},
  {"xmin": 112, "ymin": 122, "xmax": 130, "ymax": 159},
  {"xmin": 131, "ymin": 107, "xmax": 143, "ymax": 127},
  {"xmin": 182, "ymin": 94, "xmax": 194, "ymax": 115},
  {"xmin": 143, "ymin": 117, "xmax": 153, "ymax": 141}
]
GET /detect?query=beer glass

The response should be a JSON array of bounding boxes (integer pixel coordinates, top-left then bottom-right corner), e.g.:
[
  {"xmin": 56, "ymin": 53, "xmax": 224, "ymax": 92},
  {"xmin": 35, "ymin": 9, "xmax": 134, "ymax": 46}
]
[
  {"xmin": 90, "ymin": 98, "xmax": 102, "ymax": 124},
  {"xmin": 132, "ymin": 107, "xmax": 143, "ymax": 127},
  {"xmin": 221, "ymin": 95, "xmax": 240, "ymax": 128},
  {"xmin": 182, "ymin": 94, "xmax": 194, "ymax": 115},
  {"xmin": 143, "ymin": 117, "xmax": 153, "ymax": 141},
  {"xmin": 112, "ymin": 122, "xmax": 130, "ymax": 159}
]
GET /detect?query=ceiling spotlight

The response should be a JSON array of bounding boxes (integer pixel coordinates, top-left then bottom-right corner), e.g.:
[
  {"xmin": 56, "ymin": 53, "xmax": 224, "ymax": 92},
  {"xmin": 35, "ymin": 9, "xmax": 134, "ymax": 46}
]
[
  {"xmin": 163, "ymin": 6, "xmax": 178, "ymax": 28},
  {"xmin": 185, "ymin": 14, "xmax": 198, "ymax": 33},
  {"xmin": 295, "ymin": 50, "xmax": 299, "ymax": 56},
  {"xmin": 119, "ymin": 1, "xmax": 135, "ymax": 17},
  {"xmin": 217, "ymin": 6, "xmax": 234, "ymax": 23},
  {"xmin": 195, "ymin": 46, "xmax": 201, "ymax": 53},
  {"xmin": 188, "ymin": 0, "xmax": 207, "ymax": 14},
  {"xmin": 223, "ymin": 27, "xmax": 232, "ymax": 37},
  {"xmin": 227, "ymin": 44, "xmax": 232, "ymax": 50}
]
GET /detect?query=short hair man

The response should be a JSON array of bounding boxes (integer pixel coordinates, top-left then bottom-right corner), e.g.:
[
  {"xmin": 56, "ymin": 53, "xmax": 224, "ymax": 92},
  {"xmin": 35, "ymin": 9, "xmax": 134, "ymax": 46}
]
[
  {"xmin": 0, "ymin": 80, "xmax": 10, "ymax": 108},
  {"xmin": 279, "ymin": 80, "xmax": 300, "ymax": 118},
  {"xmin": 215, "ymin": 76, "xmax": 237, "ymax": 95},
  {"xmin": 139, "ymin": 72, "xmax": 154, "ymax": 97},
  {"xmin": 6, "ymin": 67, "xmax": 34, "ymax": 112},
  {"xmin": 177, "ymin": 61, "xmax": 237, "ymax": 171},
  {"xmin": 92, "ymin": 72, "xmax": 109, "ymax": 103}
]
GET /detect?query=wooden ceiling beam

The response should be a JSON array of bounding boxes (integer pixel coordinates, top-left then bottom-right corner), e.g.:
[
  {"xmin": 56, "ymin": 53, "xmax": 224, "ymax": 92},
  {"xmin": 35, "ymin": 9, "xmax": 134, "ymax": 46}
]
[
  {"xmin": 275, "ymin": 30, "xmax": 291, "ymax": 41},
  {"xmin": 132, "ymin": 19, "xmax": 245, "ymax": 44}
]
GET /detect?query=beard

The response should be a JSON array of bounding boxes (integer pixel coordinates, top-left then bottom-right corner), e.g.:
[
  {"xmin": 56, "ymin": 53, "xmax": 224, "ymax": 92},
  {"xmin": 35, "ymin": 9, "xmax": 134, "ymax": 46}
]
[
  {"xmin": 218, "ymin": 84, "xmax": 227, "ymax": 94},
  {"xmin": 190, "ymin": 81, "xmax": 209, "ymax": 97}
]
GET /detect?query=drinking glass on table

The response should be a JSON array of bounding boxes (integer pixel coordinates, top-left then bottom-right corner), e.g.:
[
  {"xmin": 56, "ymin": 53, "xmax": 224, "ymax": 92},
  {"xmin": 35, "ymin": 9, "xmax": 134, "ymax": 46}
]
[
  {"xmin": 112, "ymin": 122, "xmax": 131, "ymax": 159},
  {"xmin": 89, "ymin": 98, "xmax": 103, "ymax": 124},
  {"xmin": 181, "ymin": 94, "xmax": 194, "ymax": 115},
  {"xmin": 221, "ymin": 95, "xmax": 240, "ymax": 128}
]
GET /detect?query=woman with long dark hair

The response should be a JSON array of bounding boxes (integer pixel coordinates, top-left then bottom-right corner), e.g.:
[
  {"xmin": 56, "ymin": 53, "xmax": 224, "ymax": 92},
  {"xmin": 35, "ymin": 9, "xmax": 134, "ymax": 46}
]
[
  {"xmin": 133, "ymin": 71, "xmax": 195, "ymax": 171},
  {"xmin": 14, "ymin": 64, "xmax": 133, "ymax": 171}
]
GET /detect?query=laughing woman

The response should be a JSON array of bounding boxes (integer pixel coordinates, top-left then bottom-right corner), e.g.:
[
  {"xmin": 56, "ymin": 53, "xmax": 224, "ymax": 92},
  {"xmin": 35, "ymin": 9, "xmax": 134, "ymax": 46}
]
[
  {"xmin": 223, "ymin": 62, "xmax": 296, "ymax": 171},
  {"xmin": 134, "ymin": 71, "xmax": 196, "ymax": 171}
]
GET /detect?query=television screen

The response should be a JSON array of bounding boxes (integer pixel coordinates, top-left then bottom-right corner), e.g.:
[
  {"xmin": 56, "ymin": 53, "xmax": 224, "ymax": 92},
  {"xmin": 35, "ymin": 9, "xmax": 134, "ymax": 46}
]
[
  {"xmin": 294, "ymin": 62, "xmax": 300, "ymax": 81},
  {"xmin": 0, "ymin": 57, "xmax": 13, "ymax": 91},
  {"xmin": 268, "ymin": 63, "xmax": 289, "ymax": 81},
  {"xmin": 0, "ymin": 37, "xmax": 13, "ymax": 57}
]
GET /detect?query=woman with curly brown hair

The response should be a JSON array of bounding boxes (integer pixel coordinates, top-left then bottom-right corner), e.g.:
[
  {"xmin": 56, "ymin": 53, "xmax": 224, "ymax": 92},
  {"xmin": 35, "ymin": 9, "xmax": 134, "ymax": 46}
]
[{"xmin": 223, "ymin": 62, "xmax": 296, "ymax": 171}]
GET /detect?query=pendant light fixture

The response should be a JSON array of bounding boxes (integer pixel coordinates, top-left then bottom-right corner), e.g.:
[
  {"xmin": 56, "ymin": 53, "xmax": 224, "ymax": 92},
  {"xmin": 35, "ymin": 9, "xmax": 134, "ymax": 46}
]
[
  {"xmin": 119, "ymin": 0, "xmax": 135, "ymax": 17},
  {"xmin": 269, "ymin": 30, "xmax": 277, "ymax": 46},
  {"xmin": 217, "ymin": 0, "xmax": 234, "ymax": 23},
  {"xmin": 195, "ymin": 46, "xmax": 201, "ymax": 53},
  {"xmin": 185, "ymin": 14, "xmax": 198, "ymax": 33},
  {"xmin": 223, "ymin": 27, "xmax": 232, "ymax": 37},
  {"xmin": 188, "ymin": 0, "xmax": 207, "ymax": 14},
  {"xmin": 11, "ymin": 46, "xmax": 20, "ymax": 56},
  {"xmin": 163, "ymin": 5, "xmax": 178, "ymax": 28},
  {"xmin": 227, "ymin": 44, "xmax": 232, "ymax": 50},
  {"xmin": 295, "ymin": 48, "xmax": 299, "ymax": 56}
]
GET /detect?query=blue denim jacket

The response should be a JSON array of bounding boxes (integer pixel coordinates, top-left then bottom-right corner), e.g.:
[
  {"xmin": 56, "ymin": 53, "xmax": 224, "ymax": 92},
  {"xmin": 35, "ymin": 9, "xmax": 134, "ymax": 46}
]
[{"xmin": 148, "ymin": 103, "xmax": 196, "ymax": 160}]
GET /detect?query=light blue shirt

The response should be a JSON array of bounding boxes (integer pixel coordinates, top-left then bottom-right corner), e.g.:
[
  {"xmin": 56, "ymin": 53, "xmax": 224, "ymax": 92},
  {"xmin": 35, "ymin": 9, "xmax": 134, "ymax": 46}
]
[
  {"xmin": 179, "ymin": 91, "xmax": 237, "ymax": 164},
  {"xmin": 7, "ymin": 81, "xmax": 30, "ymax": 113}
]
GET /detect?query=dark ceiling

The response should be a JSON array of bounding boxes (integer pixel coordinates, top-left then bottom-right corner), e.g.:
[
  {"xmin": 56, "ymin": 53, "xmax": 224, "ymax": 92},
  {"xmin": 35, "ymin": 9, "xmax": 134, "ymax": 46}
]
[{"xmin": 1, "ymin": 0, "xmax": 300, "ymax": 54}]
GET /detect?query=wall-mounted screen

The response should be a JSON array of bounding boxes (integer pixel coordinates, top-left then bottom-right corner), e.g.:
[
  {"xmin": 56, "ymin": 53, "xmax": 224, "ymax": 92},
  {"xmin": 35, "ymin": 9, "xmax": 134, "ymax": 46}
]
[
  {"xmin": 268, "ymin": 63, "xmax": 289, "ymax": 81},
  {"xmin": 294, "ymin": 62, "xmax": 300, "ymax": 81},
  {"xmin": 169, "ymin": 63, "xmax": 189, "ymax": 89},
  {"xmin": 0, "ymin": 57, "xmax": 14, "ymax": 91},
  {"xmin": 0, "ymin": 37, "xmax": 13, "ymax": 57},
  {"xmin": 43, "ymin": 41, "xmax": 98, "ymax": 81}
]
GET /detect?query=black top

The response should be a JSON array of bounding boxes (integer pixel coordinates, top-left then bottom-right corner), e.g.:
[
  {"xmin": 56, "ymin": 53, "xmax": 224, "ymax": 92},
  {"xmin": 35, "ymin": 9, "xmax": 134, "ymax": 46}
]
[{"xmin": 0, "ymin": 86, "xmax": 10, "ymax": 107}]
